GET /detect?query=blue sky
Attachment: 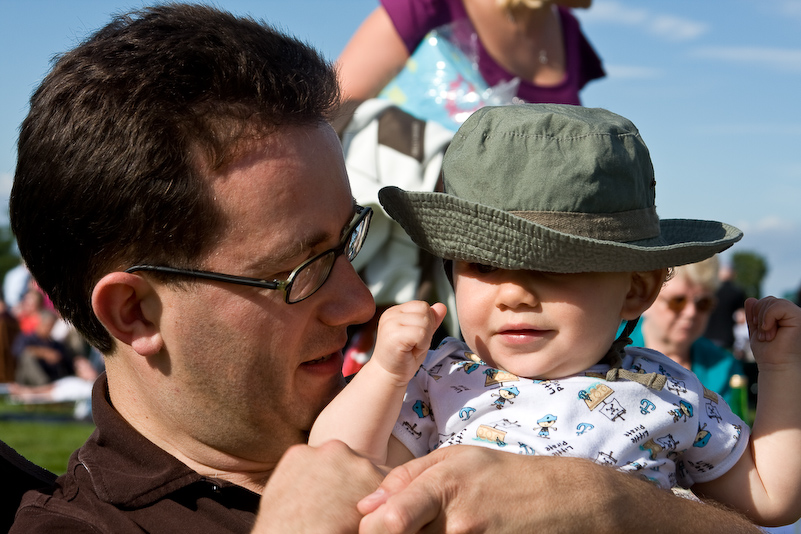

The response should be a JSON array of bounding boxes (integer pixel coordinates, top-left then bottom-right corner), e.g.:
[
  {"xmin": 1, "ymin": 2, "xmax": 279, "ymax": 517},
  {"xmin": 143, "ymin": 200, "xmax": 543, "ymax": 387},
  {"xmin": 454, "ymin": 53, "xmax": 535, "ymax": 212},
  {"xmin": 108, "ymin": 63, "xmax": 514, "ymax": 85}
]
[{"xmin": 1, "ymin": 0, "xmax": 800, "ymax": 298}]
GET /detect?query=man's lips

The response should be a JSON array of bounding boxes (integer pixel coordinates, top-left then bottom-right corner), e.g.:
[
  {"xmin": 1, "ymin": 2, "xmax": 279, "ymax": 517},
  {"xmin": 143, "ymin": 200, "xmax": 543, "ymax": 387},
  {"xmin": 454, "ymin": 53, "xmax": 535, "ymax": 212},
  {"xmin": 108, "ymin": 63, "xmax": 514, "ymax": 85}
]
[
  {"xmin": 302, "ymin": 351, "xmax": 341, "ymax": 365},
  {"xmin": 301, "ymin": 350, "xmax": 345, "ymax": 370},
  {"xmin": 302, "ymin": 333, "xmax": 349, "ymax": 366},
  {"xmin": 303, "ymin": 354, "xmax": 331, "ymax": 364}
]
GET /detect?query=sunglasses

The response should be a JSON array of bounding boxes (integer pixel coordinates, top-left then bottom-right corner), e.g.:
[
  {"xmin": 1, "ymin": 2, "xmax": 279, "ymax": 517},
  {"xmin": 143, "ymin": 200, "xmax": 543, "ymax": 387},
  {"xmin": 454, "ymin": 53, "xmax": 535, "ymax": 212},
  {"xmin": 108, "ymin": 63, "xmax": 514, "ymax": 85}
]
[{"xmin": 664, "ymin": 295, "xmax": 717, "ymax": 314}]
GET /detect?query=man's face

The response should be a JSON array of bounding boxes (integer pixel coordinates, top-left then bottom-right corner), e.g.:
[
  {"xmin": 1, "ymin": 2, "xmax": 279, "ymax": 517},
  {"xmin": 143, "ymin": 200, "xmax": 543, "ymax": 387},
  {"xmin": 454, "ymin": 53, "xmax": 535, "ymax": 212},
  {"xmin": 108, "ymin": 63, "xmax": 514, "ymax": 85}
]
[{"xmin": 155, "ymin": 124, "xmax": 375, "ymax": 461}]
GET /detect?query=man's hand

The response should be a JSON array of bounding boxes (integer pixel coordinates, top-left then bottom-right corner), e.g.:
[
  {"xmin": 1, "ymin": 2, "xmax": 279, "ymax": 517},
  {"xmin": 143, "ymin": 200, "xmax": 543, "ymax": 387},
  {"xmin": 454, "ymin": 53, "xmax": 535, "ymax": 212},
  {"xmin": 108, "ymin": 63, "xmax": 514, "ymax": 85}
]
[
  {"xmin": 357, "ymin": 445, "xmax": 761, "ymax": 534},
  {"xmin": 254, "ymin": 441, "xmax": 385, "ymax": 533}
]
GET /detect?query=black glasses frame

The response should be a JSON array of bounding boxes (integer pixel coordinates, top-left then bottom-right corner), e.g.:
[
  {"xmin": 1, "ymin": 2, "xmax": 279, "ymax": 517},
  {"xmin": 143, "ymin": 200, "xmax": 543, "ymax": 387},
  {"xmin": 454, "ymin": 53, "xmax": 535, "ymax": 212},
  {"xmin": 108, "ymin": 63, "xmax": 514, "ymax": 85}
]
[{"xmin": 126, "ymin": 206, "xmax": 372, "ymax": 304}]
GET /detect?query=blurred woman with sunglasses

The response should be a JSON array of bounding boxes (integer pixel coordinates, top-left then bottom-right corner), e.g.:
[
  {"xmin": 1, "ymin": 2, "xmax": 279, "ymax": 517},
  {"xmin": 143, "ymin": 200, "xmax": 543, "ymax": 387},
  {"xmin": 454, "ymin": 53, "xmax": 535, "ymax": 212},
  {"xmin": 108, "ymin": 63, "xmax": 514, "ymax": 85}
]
[{"xmin": 635, "ymin": 255, "xmax": 745, "ymax": 407}]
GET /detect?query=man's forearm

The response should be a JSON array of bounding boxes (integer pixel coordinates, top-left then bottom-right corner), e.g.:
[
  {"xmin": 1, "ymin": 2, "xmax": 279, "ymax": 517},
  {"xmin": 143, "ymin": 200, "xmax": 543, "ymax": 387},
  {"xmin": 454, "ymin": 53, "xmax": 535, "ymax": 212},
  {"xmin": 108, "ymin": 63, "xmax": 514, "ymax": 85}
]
[{"xmin": 358, "ymin": 447, "xmax": 761, "ymax": 534}]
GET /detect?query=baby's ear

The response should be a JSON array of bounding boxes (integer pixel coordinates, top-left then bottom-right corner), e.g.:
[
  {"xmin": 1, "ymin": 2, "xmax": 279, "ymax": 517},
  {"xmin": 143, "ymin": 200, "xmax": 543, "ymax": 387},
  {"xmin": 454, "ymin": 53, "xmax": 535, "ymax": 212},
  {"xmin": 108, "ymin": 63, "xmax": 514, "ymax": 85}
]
[{"xmin": 621, "ymin": 269, "xmax": 668, "ymax": 320}]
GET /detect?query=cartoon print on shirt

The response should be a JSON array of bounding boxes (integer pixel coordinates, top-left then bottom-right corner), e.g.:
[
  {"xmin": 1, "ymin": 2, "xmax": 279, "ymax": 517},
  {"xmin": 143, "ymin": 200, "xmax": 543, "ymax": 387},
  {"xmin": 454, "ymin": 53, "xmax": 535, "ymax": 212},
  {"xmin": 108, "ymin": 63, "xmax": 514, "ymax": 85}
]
[
  {"xmin": 484, "ymin": 368, "xmax": 519, "ymax": 387},
  {"xmin": 686, "ymin": 459, "xmax": 716, "ymax": 475},
  {"xmin": 579, "ymin": 382, "xmax": 613, "ymax": 410},
  {"xmin": 476, "ymin": 424, "xmax": 508, "ymax": 447},
  {"xmin": 669, "ymin": 399, "xmax": 694, "ymax": 423},
  {"xmin": 665, "ymin": 378, "xmax": 688, "ymax": 396},
  {"xmin": 537, "ymin": 414, "xmax": 557, "ymax": 437},
  {"xmin": 459, "ymin": 407, "xmax": 477, "ymax": 421},
  {"xmin": 640, "ymin": 434, "xmax": 679, "ymax": 460},
  {"xmin": 441, "ymin": 428, "xmax": 468, "ymax": 447},
  {"xmin": 491, "ymin": 386, "xmax": 519, "ymax": 409},
  {"xmin": 578, "ymin": 382, "xmax": 626, "ymax": 421},
  {"xmin": 595, "ymin": 450, "xmax": 617, "ymax": 466},
  {"xmin": 694, "ymin": 423, "xmax": 711, "ymax": 448},
  {"xmin": 454, "ymin": 351, "xmax": 485, "ymax": 374},
  {"xmin": 599, "ymin": 398, "xmax": 627, "ymax": 422},
  {"xmin": 640, "ymin": 399, "xmax": 656, "ymax": 415},
  {"xmin": 427, "ymin": 363, "xmax": 443, "ymax": 381},
  {"xmin": 706, "ymin": 401, "xmax": 723, "ymax": 423},
  {"xmin": 400, "ymin": 421, "xmax": 423, "ymax": 440},
  {"xmin": 394, "ymin": 342, "xmax": 750, "ymax": 491},
  {"xmin": 621, "ymin": 459, "xmax": 646, "ymax": 471},
  {"xmin": 413, "ymin": 399, "xmax": 434, "ymax": 420},
  {"xmin": 518, "ymin": 442, "xmax": 536, "ymax": 455},
  {"xmin": 533, "ymin": 379, "xmax": 565, "ymax": 395}
]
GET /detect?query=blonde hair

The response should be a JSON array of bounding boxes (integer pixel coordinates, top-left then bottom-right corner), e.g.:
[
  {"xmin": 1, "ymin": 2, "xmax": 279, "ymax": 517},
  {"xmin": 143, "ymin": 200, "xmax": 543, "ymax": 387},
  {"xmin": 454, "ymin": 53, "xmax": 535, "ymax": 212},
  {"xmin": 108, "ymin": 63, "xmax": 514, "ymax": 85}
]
[{"xmin": 673, "ymin": 255, "xmax": 721, "ymax": 293}]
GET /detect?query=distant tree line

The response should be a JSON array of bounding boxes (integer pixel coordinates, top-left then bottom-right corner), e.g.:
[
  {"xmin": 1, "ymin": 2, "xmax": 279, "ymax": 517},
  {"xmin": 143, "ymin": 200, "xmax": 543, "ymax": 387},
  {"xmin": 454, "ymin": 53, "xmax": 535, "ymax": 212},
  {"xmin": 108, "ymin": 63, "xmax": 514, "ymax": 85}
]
[
  {"xmin": 0, "ymin": 225, "xmax": 20, "ymax": 287},
  {"xmin": 731, "ymin": 251, "xmax": 767, "ymax": 300}
]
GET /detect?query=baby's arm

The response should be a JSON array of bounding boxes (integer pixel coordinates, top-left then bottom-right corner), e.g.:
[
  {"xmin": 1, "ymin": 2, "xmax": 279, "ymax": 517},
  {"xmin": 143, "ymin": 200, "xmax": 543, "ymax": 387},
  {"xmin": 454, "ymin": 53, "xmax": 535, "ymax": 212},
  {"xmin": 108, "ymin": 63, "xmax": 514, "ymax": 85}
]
[
  {"xmin": 309, "ymin": 301, "xmax": 447, "ymax": 466},
  {"xmin": 694, "ymin": 297, "xmax": 801, "ymax": 526}
]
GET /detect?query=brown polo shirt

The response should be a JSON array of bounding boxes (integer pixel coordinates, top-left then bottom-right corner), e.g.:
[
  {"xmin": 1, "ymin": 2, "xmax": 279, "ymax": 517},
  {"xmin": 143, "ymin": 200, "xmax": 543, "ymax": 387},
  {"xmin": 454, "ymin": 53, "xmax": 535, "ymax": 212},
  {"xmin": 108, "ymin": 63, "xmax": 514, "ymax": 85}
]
[{"xmin": 11, "ymin": 374, "xmax": 260, "ymax": 533}]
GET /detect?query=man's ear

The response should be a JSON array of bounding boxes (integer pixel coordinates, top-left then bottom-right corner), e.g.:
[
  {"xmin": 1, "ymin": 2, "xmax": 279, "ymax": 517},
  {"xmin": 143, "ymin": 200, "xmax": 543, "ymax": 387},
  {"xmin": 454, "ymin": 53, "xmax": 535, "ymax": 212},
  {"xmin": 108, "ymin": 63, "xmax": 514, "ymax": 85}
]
[
  {"xmin": 621, "ymin": 269, "xmax": 667, "ymax": 320},
  {"xmin": 92, "ymin": 272, "xmax": 163, "ymax": 357}
]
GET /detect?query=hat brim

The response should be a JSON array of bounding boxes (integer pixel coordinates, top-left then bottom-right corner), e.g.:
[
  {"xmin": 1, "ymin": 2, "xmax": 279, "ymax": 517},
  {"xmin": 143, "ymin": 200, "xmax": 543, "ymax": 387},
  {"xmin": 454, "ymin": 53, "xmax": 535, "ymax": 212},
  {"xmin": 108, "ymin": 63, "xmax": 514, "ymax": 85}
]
[{"xmin": 379, "ymin": 186, "xmax": 743, "ymax": 273}]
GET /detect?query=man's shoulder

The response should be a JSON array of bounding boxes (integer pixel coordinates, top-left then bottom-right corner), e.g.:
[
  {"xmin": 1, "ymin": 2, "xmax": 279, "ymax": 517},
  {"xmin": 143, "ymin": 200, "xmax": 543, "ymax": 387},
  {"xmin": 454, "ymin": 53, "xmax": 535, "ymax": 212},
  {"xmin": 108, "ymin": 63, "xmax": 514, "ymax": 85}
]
[
  {"xmin": 11, "ymin": 457, "xmax": 139, "ymax": 534},
  {"xmin": 12, "ymin": 483, "xmax": 110, "ymax": 534}
]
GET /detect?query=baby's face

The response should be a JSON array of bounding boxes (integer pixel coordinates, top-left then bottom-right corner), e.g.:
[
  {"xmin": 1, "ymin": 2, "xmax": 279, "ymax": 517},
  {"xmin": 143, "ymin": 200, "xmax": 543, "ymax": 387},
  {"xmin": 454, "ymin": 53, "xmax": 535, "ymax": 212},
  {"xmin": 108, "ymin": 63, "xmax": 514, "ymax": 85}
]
[{"xmin": 452, "ymin": 262, "xmax": 633, "ymax": 379}]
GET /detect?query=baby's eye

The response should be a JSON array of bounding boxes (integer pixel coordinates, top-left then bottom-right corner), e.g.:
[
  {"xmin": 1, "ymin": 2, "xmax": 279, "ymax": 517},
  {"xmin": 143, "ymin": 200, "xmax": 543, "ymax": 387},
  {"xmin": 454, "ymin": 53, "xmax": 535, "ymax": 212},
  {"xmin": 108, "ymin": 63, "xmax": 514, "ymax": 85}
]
[{"xmin": 469, "ymin": 263, "xmax": 498, "ymax": 274}]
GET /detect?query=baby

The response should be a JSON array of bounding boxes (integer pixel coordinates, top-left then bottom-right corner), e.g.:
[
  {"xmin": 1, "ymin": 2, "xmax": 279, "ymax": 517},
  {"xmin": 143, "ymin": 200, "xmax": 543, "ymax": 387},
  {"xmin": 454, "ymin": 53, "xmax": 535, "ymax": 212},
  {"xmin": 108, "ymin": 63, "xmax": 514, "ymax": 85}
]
[{"xmin": 311, "ymin": 104, "xmax": 801, "ymax": 526}]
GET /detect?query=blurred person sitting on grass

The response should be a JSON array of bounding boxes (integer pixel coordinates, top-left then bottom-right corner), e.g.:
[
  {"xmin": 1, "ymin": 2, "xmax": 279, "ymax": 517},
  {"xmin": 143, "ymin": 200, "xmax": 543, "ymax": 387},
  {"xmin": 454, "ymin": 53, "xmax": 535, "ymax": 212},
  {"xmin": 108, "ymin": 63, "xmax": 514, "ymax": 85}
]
[{"xmin": 12, "ymin": 309, "xmax": 74, "ymax": 387}]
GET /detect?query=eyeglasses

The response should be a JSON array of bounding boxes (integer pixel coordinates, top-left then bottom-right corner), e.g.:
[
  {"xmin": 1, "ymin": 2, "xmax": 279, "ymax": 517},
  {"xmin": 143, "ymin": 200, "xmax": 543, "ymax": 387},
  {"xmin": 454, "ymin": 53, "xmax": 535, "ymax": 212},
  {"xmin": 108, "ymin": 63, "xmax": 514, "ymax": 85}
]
[
  {"xmin": 126, "ymin": 205, "xmax": 372, "ymax": 304},
  {"xmin": 663, "ymin": 294, "xmax": 717, "ymax": 314}
]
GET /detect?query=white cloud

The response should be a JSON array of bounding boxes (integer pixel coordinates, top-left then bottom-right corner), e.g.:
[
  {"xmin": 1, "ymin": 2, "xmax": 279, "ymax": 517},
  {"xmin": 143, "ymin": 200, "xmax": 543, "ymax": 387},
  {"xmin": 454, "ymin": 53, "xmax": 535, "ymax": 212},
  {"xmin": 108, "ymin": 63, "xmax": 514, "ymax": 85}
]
[
  {"xmin": 578, "ymin": 1, "xmax": 708, "ymax": 42},
  {"xmin": 692, "ymin": 46, "xmax": 801, "ymax": 73},
  {"xmin": 649, "ymin": 15, "xmax": 707, "ymax": 42},
  {"xmin": 754, "ymin": 216, "xmax": 795, "ymax": 232}
]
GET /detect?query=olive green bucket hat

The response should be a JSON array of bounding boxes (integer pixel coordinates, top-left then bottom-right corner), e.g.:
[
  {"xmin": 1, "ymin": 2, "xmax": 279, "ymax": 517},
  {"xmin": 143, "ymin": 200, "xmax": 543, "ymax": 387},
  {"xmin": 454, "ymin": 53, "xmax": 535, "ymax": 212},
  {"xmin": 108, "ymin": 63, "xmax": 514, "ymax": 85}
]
[{"xmin": 378, "ymin": 104, "xmax": 742, "ymax": 273}]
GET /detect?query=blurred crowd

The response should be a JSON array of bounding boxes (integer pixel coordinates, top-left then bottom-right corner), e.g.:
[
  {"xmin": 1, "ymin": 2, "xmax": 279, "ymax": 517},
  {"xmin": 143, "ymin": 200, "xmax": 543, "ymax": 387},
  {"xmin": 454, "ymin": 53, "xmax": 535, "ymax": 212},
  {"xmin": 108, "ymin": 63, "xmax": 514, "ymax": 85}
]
[{"xmin": 0, "ymin": 262, "xmax": 102, "ymax": 420}]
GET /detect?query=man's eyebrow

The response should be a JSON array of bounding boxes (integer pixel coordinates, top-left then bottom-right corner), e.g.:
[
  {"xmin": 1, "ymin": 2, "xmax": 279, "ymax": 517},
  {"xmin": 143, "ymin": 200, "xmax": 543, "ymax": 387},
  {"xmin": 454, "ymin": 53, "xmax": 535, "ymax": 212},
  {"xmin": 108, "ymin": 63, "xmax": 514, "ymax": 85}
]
[{"xmin": 251, "ymin": 201, "xmax": 358, "ymax": 275}]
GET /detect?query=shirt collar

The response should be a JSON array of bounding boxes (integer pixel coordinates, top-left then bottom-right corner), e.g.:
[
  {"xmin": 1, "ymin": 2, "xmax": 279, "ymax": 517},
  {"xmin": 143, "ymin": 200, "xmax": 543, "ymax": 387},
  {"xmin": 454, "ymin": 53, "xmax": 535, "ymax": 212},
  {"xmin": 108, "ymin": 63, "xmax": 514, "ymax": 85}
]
[{"xmin": 72, "ymin": 374, "xmax": 251, "ymax": 507}]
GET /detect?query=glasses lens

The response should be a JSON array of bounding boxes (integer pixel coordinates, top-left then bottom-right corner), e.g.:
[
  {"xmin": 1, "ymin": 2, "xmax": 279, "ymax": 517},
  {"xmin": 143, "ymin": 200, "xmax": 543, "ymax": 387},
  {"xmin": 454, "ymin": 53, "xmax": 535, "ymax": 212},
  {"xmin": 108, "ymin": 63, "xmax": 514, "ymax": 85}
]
[
  {"xmin": 285, "ymin": 208, "xmax": 371, "ymax": 303},
  {"xmin": 666, "ymin": 295, "xmax": 716, "ymax": 314},
  {"xmin": 667, "ymin": 296, "xmax": 687, "ymax": 313},
  {"xmin": 288, "ymin": 251, "xmax": 335, "ymax": 303},
  {"xmin": 346, "ymin": 214, "xmax": 370, "ymax": 261},
  {"xmin": 696, "ymin": 297, "xmax": 716, "ymax": 312}
]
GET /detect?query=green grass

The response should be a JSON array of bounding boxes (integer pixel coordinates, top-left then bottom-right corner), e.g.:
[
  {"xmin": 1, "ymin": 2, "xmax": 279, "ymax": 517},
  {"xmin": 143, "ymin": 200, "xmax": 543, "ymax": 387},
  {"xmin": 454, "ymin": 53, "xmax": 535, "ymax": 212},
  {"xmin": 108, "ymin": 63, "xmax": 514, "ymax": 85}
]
[{"xmin": 0, "ymin": 400, "xmax": 95, "ymax": 475}]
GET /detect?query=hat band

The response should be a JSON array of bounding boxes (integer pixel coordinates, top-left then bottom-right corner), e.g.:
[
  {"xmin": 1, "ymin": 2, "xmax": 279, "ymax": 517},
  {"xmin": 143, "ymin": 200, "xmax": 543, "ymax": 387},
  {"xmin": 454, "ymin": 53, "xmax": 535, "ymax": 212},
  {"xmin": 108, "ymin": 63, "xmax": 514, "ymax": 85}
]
[{"xmin": 510, "ymin": 207, "xmax": 661, "ymax": 242}]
